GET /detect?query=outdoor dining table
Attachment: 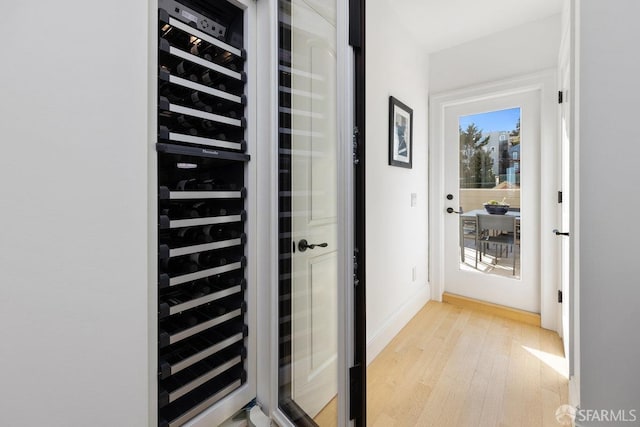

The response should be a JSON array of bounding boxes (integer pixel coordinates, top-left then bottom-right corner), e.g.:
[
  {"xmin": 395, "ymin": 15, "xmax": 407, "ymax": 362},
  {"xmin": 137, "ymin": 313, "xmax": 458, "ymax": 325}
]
[
  {"xmin": 459, "ymin": 209, "xmax": 521, "ymax": 263},
  {"xmin": 460, "ymin": 209, "xmax": 521, "ymax": 220}
]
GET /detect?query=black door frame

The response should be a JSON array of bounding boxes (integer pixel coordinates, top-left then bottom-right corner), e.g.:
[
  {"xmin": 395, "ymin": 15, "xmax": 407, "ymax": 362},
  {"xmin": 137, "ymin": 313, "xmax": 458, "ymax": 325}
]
[
  {"xmin": 349, "ymin": 0, "xmax": 366, "ymax": 425},
  {"xmin": 276, "ymin": 0, "xmax": 367, "ymax": 423}
]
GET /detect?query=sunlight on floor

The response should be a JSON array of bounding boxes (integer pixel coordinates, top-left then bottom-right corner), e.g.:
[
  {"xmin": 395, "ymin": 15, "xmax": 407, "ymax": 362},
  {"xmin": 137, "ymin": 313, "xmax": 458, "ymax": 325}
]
[
  {"xmin": 522, "ymin": 345, "xmax": 569, "ymax": 379},
  {"xmin": 460, "ymin": 247, "xmax": 520, "ymax": 279}
]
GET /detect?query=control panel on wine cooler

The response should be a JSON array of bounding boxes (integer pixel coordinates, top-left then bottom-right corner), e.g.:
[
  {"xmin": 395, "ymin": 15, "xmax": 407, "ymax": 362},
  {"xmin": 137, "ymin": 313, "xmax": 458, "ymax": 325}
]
[{"xmin": 155, "ymin": 1, "xmax": 248, "ymax": 425}]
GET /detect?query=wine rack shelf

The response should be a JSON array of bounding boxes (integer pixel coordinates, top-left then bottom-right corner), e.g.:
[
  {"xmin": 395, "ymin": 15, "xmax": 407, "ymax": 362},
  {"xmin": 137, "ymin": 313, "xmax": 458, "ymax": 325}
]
[
  {"xmin": 160, "ymin": 234, "xmax": 246, "ymax": 258},
  {"xmin": 160, "ymin": 189, "xmax": 246, "ymax": 201},
  {"xmin": 159, "ymin": 281, "xmax": 244, "ymax": 318},
  {"xmin": 159, "ymin": 211, "xmax": 246, "ymax": 229},
  {"xmin": 155, "ymin": 1, "xmax": 249, "ymax": 425}
]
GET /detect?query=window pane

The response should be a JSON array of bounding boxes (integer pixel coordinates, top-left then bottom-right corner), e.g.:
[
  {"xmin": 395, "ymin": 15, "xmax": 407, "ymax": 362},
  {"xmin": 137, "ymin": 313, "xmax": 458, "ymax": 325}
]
[{"xmin": 458, "ymin": 108, "xmax": 521, "ymax": 279}]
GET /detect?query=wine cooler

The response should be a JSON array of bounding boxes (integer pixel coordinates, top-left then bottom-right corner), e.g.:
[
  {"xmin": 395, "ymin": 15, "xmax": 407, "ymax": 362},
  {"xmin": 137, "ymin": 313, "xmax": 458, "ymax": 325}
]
[{"xmin": 155, "ymin": 1, "xmax": 251, "ymax": 425}]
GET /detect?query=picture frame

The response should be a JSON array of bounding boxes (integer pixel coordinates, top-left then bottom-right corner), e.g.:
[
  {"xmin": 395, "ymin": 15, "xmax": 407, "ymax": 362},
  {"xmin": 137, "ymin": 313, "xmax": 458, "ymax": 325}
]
[{"xmin": 388, "ymin": 96, "xmax": 413, "ymax": 169}]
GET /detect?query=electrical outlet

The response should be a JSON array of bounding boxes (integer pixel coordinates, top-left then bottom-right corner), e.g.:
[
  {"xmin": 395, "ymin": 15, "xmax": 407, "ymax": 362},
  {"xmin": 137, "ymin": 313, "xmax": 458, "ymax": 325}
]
[{"xmin": 411, "ymin": 193, "xmax": 417, "ymax": 207}]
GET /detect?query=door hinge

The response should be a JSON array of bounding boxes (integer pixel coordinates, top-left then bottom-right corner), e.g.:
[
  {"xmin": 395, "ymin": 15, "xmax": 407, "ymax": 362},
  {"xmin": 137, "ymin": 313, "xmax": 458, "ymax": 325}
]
[
  {"xmin": 349, "ymin": 364, "xmax": 362, "ymax": 420},
  {"xmin": 353, "ymin": 247, "xmax": 360, "ymax": 287},
  {"xmin": 558, "ymin": 91, "xmax": 564, "ymax": 104},
  {"xmin": 352, "ymin": 127, "xmax": 360, "ymax": 165},
  {"xmin": 558, "ymin": 290, "xmax": 563, "ymax": 303},
  {"xmin": 558, "ymin": 191, "xmax": 563, "ymax": 203}
]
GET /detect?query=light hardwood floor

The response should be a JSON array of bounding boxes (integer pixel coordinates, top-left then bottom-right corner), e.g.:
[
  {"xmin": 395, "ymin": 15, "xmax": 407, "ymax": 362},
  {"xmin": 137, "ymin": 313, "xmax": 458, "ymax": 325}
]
[
  {"xmin": 314, "ymin": 397, "xmax": 337, "ymax": 426},
  {"xmin": 367, "ymin": 301, "xmax": 568, "ymax": 427}
]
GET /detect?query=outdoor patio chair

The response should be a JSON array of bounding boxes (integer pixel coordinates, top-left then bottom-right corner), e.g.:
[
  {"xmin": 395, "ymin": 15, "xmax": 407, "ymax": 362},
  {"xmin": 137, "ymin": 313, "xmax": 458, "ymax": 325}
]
[{"xmin": 477, "ymin": 214, "xmax": 518, "ymax": 275}]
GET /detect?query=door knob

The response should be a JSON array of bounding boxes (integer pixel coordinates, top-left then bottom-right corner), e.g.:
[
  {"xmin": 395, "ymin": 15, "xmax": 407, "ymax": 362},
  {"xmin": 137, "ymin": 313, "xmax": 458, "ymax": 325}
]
[
  {"xmin": 447, "ymin": 207, "xmax": 461, "ymax": 214},
  {"xmin": 298, "ymin": 239, "xmax": 328, "ymax": 252},
  {"xmin": 553, "ymin": 229, "xmax": 570, "ymax": 236}
]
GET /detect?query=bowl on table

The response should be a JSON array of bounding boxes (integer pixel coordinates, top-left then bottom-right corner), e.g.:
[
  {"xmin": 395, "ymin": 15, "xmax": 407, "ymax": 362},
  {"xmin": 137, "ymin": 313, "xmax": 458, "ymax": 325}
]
[{"xmin": 483, "ymin": 203, "xmax": 510, "ymax": 215}]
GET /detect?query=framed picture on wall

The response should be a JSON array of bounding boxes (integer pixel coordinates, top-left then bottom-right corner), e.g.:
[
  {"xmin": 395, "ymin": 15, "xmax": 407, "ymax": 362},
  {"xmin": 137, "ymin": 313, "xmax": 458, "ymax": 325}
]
[{"xmin": 388, "ymin": 96, "xmax": 413, "ymax": 168}]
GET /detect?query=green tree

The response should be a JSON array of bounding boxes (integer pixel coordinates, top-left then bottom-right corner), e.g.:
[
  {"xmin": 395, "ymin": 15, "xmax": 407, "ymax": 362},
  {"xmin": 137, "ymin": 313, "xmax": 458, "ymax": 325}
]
[
  {"xmin": 510, "ymin": 117, "xmax": 521, "ymax": 137},
  {"xmin": 459, "ymin": 124, "xmax": 495, "ymax": 188},
  {"xmin": 509, "ymin": 117, "xmax": 521, "ymax": 146}
]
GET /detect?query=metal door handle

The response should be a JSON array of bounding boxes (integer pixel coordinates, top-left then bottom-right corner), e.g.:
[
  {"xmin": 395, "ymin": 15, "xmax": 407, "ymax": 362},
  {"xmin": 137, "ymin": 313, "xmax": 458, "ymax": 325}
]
[
  {"xmin": 447, "ymin": 207, "xmax": 461, "ymax": 214},
  {"xmin": 298, "ymin": 239, "xmax": 328, "ymax": 252},
  {"xmin": 553, "ymin": 229, "xmax": 570, "ymax": 236}
]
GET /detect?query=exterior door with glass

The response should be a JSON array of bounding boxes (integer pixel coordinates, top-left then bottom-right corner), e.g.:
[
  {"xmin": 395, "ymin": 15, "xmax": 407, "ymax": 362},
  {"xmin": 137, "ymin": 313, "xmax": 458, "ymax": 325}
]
[{"xmin": 443, "ymin": 91, "xmax": 541, "ymax": 312}]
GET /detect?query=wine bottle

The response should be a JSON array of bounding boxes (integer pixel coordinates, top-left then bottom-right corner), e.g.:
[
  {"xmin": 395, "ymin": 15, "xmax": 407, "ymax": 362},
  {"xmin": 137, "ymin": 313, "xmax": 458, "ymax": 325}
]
[
  {"xmin": 165, "ymin": 258, "xmax": 198, "ymax": 275},
  {"xmin": 197, "ymin": 283, "xmax": 211, "ymax": 295},
  {"xmin": 201, "ymin": 70, "xmax": 230, "ymax": 89},
  {"xmin": 179, "ymin": 205, "xmax": 199, "ymax": 219},
  {"xmin": 190, "ymin": 92, "xmax": 213, "ymax": 113},
  {"xmin": 191, "ymin": 203, "xmax": 228, "ymax": 218},
  {"xmin": 167, "ymin": 115, "xmax": 197, "ymax": 136},
  {"xmin": 230, "ymin": 229, "xmax": 242, "ymax": 238},
  {"xmin": 187, "ymin": 279, "xmax": 209, "ymax": 298},
  {"xmin": 197, "ymin": 178, "xmax": 218, "ymax": 191},
  {"xmin": 203, "ymin": 225, "xmax": 224, "ymax": 241},
  {"xmin": 176, "ymin": 115, "xmax": 193, "ymax": 128},
  {"xmin": 160, "ymin": 83, "xmax": 190, "ymax": 104},
  {"xmin": 176, "ymin": 178, "xmax": 197, "ymax": 191},
  {"xmin": 192, "ymin": 201, "xmax": 210, "ymax": 217},
  {"xmin": 166, "ymin": 203, "xmax": 198, "ymax": 219},
  {"xmin": 201, "ymin": 120, "xmax": 217, "ymax": 132},
  {"xmin": 175, "ymin": 61, "xmax": 198, "ymax": 82},
  {"xmin": 174, "ymin": 116, "xmax": 198, "ymax": 136},
  {"xmin": 182, "ymin": 314, "xmax": 199, "ymax": 328},
  {"xmin": 190, "ymin": 251, "xmax": 228, "ymax": 268},
  {"xmin": 176, "ymin": 226, "xmax": 212, "ymax": 245},
  {"xmin": 189, "ymin": 43, "xmax": 215, "ymax": 62},
  {"xmin": 208, "ymin": 304, "xmax": 227, "ymax": 317},
  {"xmin": 189, "ymin": 251, "xmax": 213, "ymax": 267}
]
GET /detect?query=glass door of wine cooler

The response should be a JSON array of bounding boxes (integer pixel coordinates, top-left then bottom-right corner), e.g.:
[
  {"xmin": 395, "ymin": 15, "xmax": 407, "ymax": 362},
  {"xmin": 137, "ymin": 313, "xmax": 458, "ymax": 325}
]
[{"xmin": 277, "ymin": 0, "xmax": 352, "ymax": 426}]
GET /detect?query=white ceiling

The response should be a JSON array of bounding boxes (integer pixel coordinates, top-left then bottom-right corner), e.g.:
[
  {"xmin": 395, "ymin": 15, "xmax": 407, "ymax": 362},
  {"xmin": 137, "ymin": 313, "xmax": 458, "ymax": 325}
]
[{"xmin": 387, "ymin": 0, "xmax": 563, "ymax": 53}]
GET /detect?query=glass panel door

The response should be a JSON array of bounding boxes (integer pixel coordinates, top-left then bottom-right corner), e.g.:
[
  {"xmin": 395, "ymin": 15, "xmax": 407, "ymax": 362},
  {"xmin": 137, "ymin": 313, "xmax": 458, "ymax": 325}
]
[
  {"xmin": 443, "ymin": 91, "xmax": 541, "ymax": 313},
  {"xmin": 278, "ymin": 0, "xmax": 339, "ymax": 425}
]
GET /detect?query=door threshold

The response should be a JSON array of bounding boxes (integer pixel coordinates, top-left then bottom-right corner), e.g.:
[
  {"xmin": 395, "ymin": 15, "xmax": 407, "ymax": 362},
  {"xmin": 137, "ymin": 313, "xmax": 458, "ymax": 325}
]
[{"xmin": 442, "ymin": 292, "xmax": 541, "ymax": 327}]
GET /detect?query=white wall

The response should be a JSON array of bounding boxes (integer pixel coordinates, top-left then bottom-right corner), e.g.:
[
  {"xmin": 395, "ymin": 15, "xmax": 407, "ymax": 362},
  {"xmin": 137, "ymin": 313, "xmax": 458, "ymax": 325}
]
[
  {"xmin": 578, "ymin": 0, "xmax": 640, "ymax": 420},
  {"xmin": 0, "ymin": 2, "xmax": 151, "ymax": 426},
  {"xmin": 366, "ymin": 2, "xmax": 430, "ymax": 364},
  {"xmin": 430, "ymin": 14, "xmax": 561, "ymax": 94}
]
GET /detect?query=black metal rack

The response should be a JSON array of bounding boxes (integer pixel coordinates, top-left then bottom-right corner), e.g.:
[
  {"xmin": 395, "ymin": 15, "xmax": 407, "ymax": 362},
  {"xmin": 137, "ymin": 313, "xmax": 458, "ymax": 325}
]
[{"xmin": 156, "ymin": 1, "xmax": 248, "ymax": 425}]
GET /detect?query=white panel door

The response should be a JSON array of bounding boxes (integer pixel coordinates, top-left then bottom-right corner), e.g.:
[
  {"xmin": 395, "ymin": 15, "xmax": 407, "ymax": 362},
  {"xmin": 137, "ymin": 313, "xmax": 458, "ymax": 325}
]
[
  {"xmin": 290, "ymin": 0, "xmax": 338, "ymax": 419},
  {"xmin": 559, "ymin": 48, "xmax": 572, "ymax": 364}
]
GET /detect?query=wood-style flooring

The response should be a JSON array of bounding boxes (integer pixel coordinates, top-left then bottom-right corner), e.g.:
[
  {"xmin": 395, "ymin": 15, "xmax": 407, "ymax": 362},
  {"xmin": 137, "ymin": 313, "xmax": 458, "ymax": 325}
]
[{"xmin": 367, "ymin": 301, "xmax": 568, "ymax": 427}]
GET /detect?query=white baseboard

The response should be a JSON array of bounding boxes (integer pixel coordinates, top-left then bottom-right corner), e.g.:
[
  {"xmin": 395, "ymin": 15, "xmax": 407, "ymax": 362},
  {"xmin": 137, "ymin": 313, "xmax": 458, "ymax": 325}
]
[{"xmin": 366, "ymin": 284, "xmax": 431, "ymax": 365}]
